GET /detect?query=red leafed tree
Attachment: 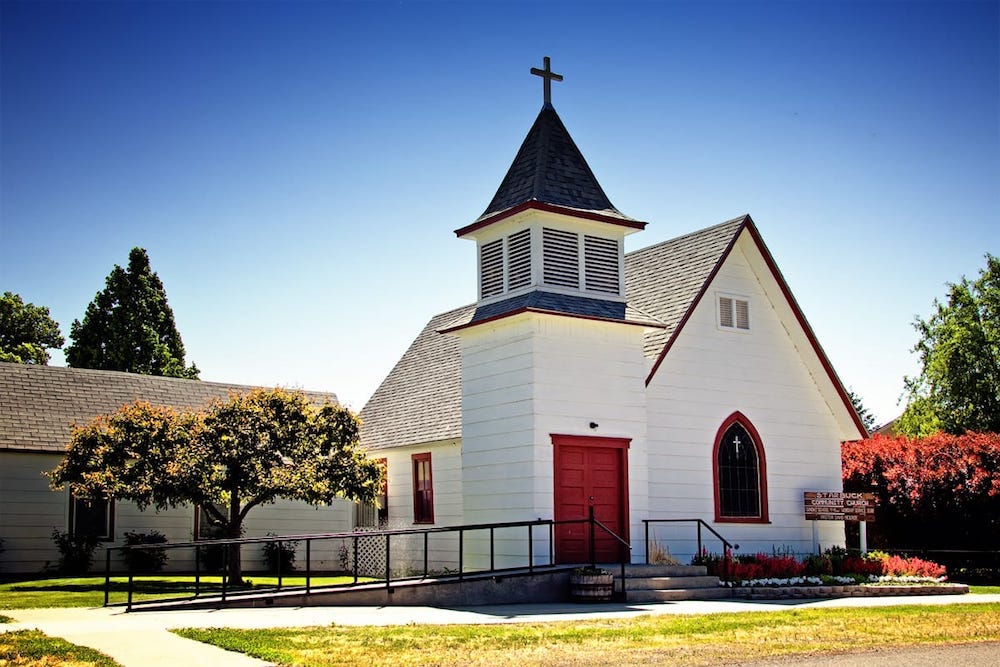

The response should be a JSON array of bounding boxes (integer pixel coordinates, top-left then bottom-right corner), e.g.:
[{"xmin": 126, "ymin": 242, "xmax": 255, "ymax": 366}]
[{"xmin": 842, "ymin": 432, "xmax": 1000, "ymax": 551}]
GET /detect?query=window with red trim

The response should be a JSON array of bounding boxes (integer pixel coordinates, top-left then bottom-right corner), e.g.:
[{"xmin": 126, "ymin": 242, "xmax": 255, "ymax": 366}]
[
  {"xmin": 412, "ymin": 453, "xmax": 434, "ymax": 524},
  {"xmin": 713, "ymin": 413, "xmax": 769, "ymax": 523},
  {"xmin": 376, "ymin": 458, "xmax": 388, "ymax": 525}
]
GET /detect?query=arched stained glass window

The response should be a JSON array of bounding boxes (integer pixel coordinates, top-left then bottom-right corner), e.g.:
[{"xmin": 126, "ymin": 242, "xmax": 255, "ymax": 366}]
[{"xmin": 713, "ymin": 413, "xmax": 769, "ymax": 522}]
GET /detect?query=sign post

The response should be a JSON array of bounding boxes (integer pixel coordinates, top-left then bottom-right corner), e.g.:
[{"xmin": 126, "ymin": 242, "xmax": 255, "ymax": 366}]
[{"xmin": 803, "ymin": 492, "xmax": 875, "ymax": 553}]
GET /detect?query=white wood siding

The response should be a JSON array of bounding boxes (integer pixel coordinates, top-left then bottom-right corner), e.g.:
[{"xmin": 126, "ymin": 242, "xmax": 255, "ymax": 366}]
[
  {"xmin": 373, "ymin": 440, "xmax": 462, "ymax": 574},
  {"xmin": 457, "ymin": 312, "xmax": 648, "ymax": 566},
  {"xmin": 0, "ymin": 451, "xmax": 354, "ymax": 574},
  {"xmin": 645, "ymin": 236, "xmax": 848, "ymax": 560}
]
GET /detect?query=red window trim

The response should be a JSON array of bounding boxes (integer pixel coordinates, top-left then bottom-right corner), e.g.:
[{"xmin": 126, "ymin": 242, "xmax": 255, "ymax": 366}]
[
  {"xmin": 712, "ymin": 411, "xmax": 770, "ymax": 524},
  {"xmin": 411, "ymin": 452, "xmax": 434, "ymax": 524}
]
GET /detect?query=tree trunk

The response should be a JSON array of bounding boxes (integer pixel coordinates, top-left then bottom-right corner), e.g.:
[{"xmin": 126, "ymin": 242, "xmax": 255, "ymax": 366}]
[{"xmin": 227, "ymin": 492, "xmax": 244, "ymax": 586}]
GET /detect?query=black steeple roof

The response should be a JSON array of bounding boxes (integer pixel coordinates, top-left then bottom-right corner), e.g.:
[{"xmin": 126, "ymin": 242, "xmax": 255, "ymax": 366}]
[{"xmin": 470, "ymin": 105, "xmax": 641, "ymax": 227}]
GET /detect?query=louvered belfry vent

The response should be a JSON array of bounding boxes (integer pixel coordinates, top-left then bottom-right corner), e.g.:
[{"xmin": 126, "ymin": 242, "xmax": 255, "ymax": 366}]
[
  {"xmin": 507, "ymin": 228, "xmax": 532, "ymax": 290},
  {"xmin": 542, "ymin": 228, "xmax": 580, "ymax": 288},
  {"xmin": 480, "ymin": 239, "xmax": 504, "ymax": 298},
  {"xmin": 584, "ymin": 235, "xmax": 620, "ymax": 294}
]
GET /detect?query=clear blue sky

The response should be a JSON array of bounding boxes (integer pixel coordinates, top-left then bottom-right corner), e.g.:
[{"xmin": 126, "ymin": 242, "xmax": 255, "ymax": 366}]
[{"xmin": 2, "ymin": 1, "xmax": 997, "ymax": 424}]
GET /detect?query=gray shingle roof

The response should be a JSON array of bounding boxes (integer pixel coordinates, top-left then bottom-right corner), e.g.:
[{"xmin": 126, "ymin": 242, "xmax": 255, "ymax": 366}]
[
  {"xmin": 626, "ymin": 216, "xmax": 747, "ymax": 357},
  {"xmin": 0, "ymin": 363, "xmax": 338, "ymax": 453},
  {"xmin": 474, "ymin": 106, "xmax": 638, "ymax": 225},
  {"xmin": 466, "ymin": 291, "xmax": 665, "ymax": 328},
  {"xmin": 360, "ymin": 305, "xmax": 473, "ymax": 452},
  {"xmin": 360, "ymin": 219, "xmax": 747, "ymax": 451}
]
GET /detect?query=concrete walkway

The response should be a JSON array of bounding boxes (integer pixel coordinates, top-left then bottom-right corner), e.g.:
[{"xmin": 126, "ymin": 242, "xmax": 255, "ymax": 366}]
[{"xmin": 4, "ymin": 594, "xmax": 999, "ymax": 667}]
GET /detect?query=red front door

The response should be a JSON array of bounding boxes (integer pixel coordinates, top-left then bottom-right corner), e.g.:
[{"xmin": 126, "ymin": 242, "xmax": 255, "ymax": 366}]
[{"xmin": 553, "ymin": 435, "xmax": 629, "ymax": 564}]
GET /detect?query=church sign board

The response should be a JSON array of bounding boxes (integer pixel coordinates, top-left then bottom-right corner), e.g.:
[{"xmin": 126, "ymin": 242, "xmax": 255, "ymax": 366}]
[{"xmin": 804, "ymin": 492, "xmax": 875, "ymax": 522}]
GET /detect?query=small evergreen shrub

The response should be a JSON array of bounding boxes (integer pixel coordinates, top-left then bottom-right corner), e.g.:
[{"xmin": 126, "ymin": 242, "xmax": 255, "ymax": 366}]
[
  {"xmin": 121, "ymin": 530, "xmax": 168, "ymax": 573},
  {"xmin": 51, "ymin": 529, "xmax": 99, "ymax": 574},
  {"xmin": 262, "ymin": 534, "xmax": 298, "ymax": 574}
]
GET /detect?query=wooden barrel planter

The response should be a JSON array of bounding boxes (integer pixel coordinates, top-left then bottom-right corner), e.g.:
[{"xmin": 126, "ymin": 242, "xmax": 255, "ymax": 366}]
[{"xmin": 570, "ymin": 570, "xmax": 614, "ymax": 602}]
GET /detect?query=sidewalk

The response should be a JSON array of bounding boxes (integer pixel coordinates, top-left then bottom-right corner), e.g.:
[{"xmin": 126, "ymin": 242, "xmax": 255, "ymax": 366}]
[{"xmin": 5, "ymin": 593, "xmax": 1000, "ymax": 667}]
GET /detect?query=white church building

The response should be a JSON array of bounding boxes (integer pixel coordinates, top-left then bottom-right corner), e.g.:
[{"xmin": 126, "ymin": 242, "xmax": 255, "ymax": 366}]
[{"xmin": 359, "ymin": 59, "xmax": 867, "ymax": 568}]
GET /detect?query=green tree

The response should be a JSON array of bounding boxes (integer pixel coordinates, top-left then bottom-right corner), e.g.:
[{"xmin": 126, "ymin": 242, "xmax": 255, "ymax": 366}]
[
  {"xmin": 66, "ymin": 247, "xmax": 199, "ymax": 378},
  {"xmin": 48, "ymin": 388, "xmax": 382, "ymax": 584},
  {"xmin": 0, "ymin": 292, "xmax": 65, "ymax": 364},
  {"xmin": 847, "ymin": 388, "xmax": 877, "ymax": 433},
  {"xmin": 898, "ymin": 254, "xmax": 1000, "ymax": 436}
]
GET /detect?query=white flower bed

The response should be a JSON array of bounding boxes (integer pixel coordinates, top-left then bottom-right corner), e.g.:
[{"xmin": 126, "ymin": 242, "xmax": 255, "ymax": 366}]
[{"xmin": 723, "ymin": 574, "xmax": 947, "ymax": 588}]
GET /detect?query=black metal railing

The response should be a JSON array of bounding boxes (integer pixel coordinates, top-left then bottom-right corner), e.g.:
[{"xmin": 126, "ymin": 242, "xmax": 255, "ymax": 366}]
[
  {"xmin": 106, "ymin": 513, "xmax": 633, "ymax": 610},
  {"xmin": 588, "ymin": 506, "xmax": 632, "ymax": 597},
  {"xmin": 643, "ymin": 518, "xmax": 737, "ymax": 579}
]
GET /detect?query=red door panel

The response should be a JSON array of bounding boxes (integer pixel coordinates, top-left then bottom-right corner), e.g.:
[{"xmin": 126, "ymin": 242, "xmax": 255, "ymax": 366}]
[{"xmin": 553, "ymin": 436, "xmax": 629, "ymax": 564}]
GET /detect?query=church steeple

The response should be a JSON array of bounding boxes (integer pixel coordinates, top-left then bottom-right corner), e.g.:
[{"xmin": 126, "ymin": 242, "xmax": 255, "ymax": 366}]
[
  {"xmin": 457, "ymin": 57, "xmax": 643, "ymax": 237},
  {"xmin": 454, "ymin": 58, "xmax": 649, "ymax": 323}
]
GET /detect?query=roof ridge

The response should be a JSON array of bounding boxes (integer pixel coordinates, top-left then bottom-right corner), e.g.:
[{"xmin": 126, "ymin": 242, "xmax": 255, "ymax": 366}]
[
  {"xmin": 626, "ymin": 215, "xmax": 748, "ymax": 257},
  {"xmin": 0, "ymin": 362, "xmax": 338, "ymax": 399}
]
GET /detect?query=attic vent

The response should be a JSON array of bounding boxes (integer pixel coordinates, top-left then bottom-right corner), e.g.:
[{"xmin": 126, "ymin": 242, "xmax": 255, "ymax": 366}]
[
  {"xmin": 735, "ymin": 299, "xmax": 750, "ymax": 330},
  {"xmin": 507, "ymin": 228, "xmax": 532, "ymax": 290},
  {"xmin": 584, "ymin": 235, "xmax": 620, "ymax": 294},
  {"xmin": 543, "ymin": 228, "xmax": 579, "ymax": 288},
  {"xmin": 480, "ymin": 239, "xmax": 504, "ymax": 298},
  {"xmin": 719, "ymin": 297, "xmax": 734, "ymax": 328},
  {"xmin": 719, "ymin": 295, "xmax": 750, "ymax": 331}
]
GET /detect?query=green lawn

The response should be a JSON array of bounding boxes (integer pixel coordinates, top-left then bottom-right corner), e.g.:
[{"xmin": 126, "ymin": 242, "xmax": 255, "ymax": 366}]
[
  {"xmin": 177, "ymin": 604, "xmax": 1000, "ymax": 667},
  {"xmin": 0, "ymin": 575, "xmax": 365, "ymax": 609},
  {"xmin": 970, "ymin": 585, "xmax": 1000, "ymax": 594},
  {"xmin": 0, "ymin": 629, "xmax": 123, "ymax": 667}
]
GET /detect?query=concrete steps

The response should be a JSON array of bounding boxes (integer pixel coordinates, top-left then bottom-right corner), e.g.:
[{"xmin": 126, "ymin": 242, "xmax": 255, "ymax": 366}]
[{"xmin": 617, "ymin": 564, "xmax": 731, "ymax": 602}]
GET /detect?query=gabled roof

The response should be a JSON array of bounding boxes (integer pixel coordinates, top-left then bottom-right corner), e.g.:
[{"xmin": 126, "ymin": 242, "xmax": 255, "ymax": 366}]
[
  {"xmin": 361, "ymin": 219, "xmax": 752, "ymax": 451},
  {"xmin": 0, "ymin": 363, "xmax": 338, "ymax": 453},
  {"xmin": 455, "ymin": 107, "xmax": 645, "ymax": 235},
  {"xmin": 625, "ymin": 216, "xmax": 748, "ymax": 358}
]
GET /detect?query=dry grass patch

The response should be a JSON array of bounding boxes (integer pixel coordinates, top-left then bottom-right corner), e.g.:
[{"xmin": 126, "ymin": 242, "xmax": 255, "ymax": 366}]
[
  {"xmin": 175, "ymin": 603, "xmax": 1000, "ymax": 666},
  {"xmin": 0, "ymin": 630, "xmax": 122, "ymax": 667}
]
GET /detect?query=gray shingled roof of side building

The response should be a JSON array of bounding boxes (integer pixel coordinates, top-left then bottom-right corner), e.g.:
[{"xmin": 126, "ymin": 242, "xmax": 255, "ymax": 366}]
[
  {"xmin": 360, "ymin": 305, "xmax": 473, "ymax": 452},
  {"xmin": 475, "ymin": 106, "xmax": 638, "ymax": 224},
  {"xmin": 360, "ymin": 218, "xmax": 747, "ymax": 451},
  {"xmin": 0, "ymin": 363, "xmax": 338, "ymax": 453}
]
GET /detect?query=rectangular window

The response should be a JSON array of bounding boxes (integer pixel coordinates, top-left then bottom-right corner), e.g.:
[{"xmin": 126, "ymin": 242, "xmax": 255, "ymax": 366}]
[
  {"xmin": 718, "ymin": 295, "xmax": 750, "ymax": 331},
  {"xmin": 376, "ymin": 458, "xmax": 388, "ymax": 525},
  {"xmin": 412, "ymin": 452, "xmax": 434, "ymax": 524},
  {"xmin": 194, "ymin": 503, "xmax": 227, "ymax": 540},
  {"xmin": 70, "ymin": 495, "xmax": 114, "ymax": 542},
  {"xmin": 584, "ymin": 235, "xmax": 620, "ymax": 294},
  {"xmin": 542, "ymin": 228, "xmax": 580, "ymax": 288}
]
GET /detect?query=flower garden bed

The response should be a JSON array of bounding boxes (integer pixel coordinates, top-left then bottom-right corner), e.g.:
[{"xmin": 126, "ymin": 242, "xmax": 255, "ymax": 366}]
[
  {"xmin": 693, "ymin": 547, "xmax": 968, "ymax": 599},
  {"xmin": 732, "ymin": 582, "xmax": 969, "ymax": 599}
]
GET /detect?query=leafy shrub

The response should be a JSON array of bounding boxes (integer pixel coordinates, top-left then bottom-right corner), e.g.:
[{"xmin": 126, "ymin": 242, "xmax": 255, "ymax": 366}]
[
  {"xmin": 842, "ymin": 432, "xmax": 1000, "ymax": 551},
  {"xmin": 51, "ymin": 529, "xmax": 99, "ymax": 574},
  {"xmin": 804, "ymin": 553, "xmax": 833, "ymax": 575},
  {"xmin": 692, "ymin": 546, "xmax": 947, "ymax": 582},
  {"xmin": 261, "ymin": 534, "xmax": 298, "ymax": 574},
  {"xmin": 121, "ymin": 531, "xmax": 168, "ymax": 573}
]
